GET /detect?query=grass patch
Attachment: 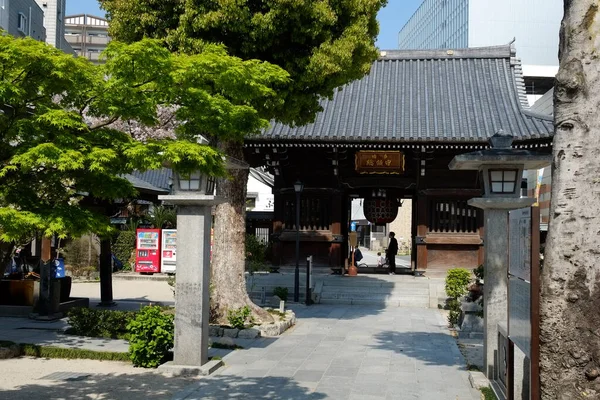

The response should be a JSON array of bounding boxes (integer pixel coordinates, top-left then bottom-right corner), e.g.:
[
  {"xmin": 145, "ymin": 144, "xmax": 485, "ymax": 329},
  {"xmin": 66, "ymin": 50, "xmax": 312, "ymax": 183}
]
[
  {"xmin": 266, "ymin": 308, "xmax": 286, "ymax": 320},
  {"xmin": 1, "ymin": 341, "xmax": 129, "ymax": 362},
  {"xmin": 211, "ymin": 356, "xmax": 222, "ymax": 361},
  {"xmin": 480, "ymin": 387, "xmax": 497, "ymax": 400},
  {"xmin": 210, "ymin": 342, "xmax": 243, "ymax": 350}
]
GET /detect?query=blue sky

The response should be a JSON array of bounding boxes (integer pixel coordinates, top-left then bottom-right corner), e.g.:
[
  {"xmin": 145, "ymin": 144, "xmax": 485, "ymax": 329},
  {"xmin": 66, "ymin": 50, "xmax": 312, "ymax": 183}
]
[{"xmin": 66, "ymin": 0, "xmax": 422, "ymax": 50}]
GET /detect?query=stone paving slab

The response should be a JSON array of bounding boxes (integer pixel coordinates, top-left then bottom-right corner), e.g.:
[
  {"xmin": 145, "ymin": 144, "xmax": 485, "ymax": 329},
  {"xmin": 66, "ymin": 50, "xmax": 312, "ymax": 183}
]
[{"xmin": 176, "ymin": 305, "xmax": 481, "ymax": 400}]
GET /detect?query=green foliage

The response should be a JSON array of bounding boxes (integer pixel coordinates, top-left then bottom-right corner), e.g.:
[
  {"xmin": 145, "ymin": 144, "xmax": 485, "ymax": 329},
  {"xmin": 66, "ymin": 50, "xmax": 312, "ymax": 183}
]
[
  {"xmin": 127, "ymin": 306, "xmax": 174, "ymax": 368},
  {"xmin": 445, "ymin": 268, "xmax": 472, "ymax": 327},
  {"xmin": 64, "ymin": 235, "xmax": 99, "ymax": 270},
  {"xmin": 18, "ymin": 343, "xmax": 129, "ymax": 362},
  {"xmin": 273, "ymin": 287, "xmax": 288, "ymax": 301},
  {"xmin": 473, "ymin": 264, "xmax": 484, "ymax": 280},
  {"xmin": 112, "ymin": 229, "xmax": 136, "ymax": 271},
  {"xmin": 0, "ymin": 34, "xmax": 288, "ymax": 241},
  {"xmin": 100, "ymin": 0, "xmax": 386, "ymax": 126},
  {"xmin": 245, "ymin": 234, "xmax": 266, "ymax": 262},
  {"xmin": 445, "ymin": 269, "xmax": 472, "ymax": 300},
  {"xmin": 227, "ymin": 306, "xmax": 251, "ymax": 330},
  {"xmin": 145, "ymin": 205, "xmax": 177, "ymax": 229},
  {"xmin": 480, "ymin": 387, "xmax": 497, "ymax": 400},
  {"xmin": 67, "ymin": 308, "xmax": 136, "ymax": 340}
]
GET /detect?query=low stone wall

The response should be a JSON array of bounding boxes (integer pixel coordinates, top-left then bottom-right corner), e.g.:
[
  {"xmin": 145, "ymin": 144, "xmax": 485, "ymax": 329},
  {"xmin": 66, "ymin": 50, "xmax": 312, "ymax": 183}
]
[{"xmin": 208, "ymin": 310, "xmax": 296, "ymax": 339}]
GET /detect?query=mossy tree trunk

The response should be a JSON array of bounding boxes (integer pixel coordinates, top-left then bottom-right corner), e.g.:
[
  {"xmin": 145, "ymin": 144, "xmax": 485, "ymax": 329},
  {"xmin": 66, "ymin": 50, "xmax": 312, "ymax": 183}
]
[{"xmin": 540, "ymin": 1, "xmax": 600, "ymax": 398}]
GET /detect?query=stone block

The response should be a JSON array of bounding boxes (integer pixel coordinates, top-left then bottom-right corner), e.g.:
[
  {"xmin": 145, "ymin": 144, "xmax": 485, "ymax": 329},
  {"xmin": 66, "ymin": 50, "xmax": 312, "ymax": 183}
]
[
  {"xmin": 269, "ymin": 295, "xmax": 282, "ymax": 307},
  {"xmin": 210, "ymin": 336, "xmax": 236, "ymax": 346},
  {"xmin": 238, "ymin": 328, "xmax": 261, "ymax": 339},
  {"xmin": 208, "ymin": 326, "xmax": 224, "ymax": 337},
  {"xmin": 222, "ymin": 328, "xmax": 240, "ymax": 338},
  {"xmin": 468, "ymin": 371, "xmax": 489, "ymax": 389},
  {"xmin": 260, "ymin": 323, "xmax": 281, "ymax": 337}
]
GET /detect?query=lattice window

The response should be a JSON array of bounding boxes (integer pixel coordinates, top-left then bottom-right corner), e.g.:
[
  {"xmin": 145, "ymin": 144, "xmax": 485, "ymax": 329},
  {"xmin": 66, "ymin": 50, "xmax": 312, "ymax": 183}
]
[
  {"xmin": 428, "ymin": 199, "xmax": 479, "ymax": 233},
  {"xmin": 284, "ymin": 196, "xmax": 331, "ymax": 231}
]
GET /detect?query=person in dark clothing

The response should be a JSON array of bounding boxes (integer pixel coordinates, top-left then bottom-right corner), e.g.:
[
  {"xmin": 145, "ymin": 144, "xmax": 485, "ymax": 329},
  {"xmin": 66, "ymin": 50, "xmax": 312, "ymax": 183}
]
[{"xmin": 386, "ymin": 232, "xmax": 398, "ymax": 275}]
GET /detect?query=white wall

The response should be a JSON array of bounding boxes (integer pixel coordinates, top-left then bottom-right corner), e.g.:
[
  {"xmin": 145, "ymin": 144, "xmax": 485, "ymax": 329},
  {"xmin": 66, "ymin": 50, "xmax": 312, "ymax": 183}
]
[{"xmin": 247, "ymin": 174, "xmax": 274, "ymax": 212}]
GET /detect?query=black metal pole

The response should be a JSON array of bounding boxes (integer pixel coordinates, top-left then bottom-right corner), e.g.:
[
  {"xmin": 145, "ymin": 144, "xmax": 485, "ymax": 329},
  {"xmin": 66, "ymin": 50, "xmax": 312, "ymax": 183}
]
[
  {"xmin": 98, "ymin": 238, "xmax": 115, "ymax": 307},
  {"xmin": 294, "ymin": 191, "xmax": 300, "ymax": 302},
  {"xmin": 305, "ymin": 256, "xmax": 311, "ymax": 305}
]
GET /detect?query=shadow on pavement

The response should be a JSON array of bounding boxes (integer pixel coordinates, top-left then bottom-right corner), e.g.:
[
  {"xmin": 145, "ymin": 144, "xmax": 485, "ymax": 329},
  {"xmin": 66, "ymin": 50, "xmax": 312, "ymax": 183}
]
[
  {"xmin": 0, "ymin": 369, "xmax": 326, "ymax": 400},
  {"xmin": 370, "ymin": 330, "xmax": 466, "ymax": 367}
]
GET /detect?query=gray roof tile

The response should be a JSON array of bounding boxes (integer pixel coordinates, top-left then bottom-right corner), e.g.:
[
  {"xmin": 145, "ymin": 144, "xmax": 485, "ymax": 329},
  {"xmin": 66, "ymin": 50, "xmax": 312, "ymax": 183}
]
[{"xmin": 255, "ymin": 45, "xmax": 553, "ymax": 143}]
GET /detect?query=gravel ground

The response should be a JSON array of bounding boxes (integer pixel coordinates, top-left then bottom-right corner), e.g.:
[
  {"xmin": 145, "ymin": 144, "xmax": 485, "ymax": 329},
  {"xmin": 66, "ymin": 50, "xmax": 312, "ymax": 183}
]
[{"xmin": 0, "ymin": 357, "xmax": 194, "ymax": 400}]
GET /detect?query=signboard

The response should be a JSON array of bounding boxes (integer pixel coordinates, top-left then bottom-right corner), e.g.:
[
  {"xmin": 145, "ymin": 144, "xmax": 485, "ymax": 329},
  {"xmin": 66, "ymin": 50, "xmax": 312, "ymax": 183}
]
[
  {"xmin": 355, "ymin": 151, "xmax": 404, "ymax": 174},
  {"xmin": 350, "ymin": 221, "xmax": 357, "ymax": 232},
  {"xmin": 509, "ymin": 208, "xmax": 531, "ymax": 281},
  {"xmin": 509, "ymin": 276, "xmax": 531, "ymax": 357}
]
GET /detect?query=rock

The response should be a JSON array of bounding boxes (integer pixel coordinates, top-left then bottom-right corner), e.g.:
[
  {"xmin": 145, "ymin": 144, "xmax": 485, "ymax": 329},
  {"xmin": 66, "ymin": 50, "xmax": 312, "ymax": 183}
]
[
  {"xmin": 238, "ymin": 328, "xmax": 261, "ymax": 339},
  {"xmin": 208, "ymin": 326, "xmax": 224, "ymax": 337},
  {"xmin": 211, "ymin": 337, "xmax": 235, "ymax": 346},
  {"xmin": 260, "ymin": 323, "xmax": 281, "ymax": 337},
  {"xmin": 0, "ymin": 345, "xmax": 20, "ymax": 359},
  {"xmin": 222, "ymin": 328, "xmax": 240, "ymax": 338},
  {"xmin": 269, "ymin": 295, "xmax": 282, "ymax": 307}
]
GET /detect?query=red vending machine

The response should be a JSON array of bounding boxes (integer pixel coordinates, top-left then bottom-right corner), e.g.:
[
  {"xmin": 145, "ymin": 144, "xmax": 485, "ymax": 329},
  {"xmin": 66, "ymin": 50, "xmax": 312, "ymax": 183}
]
[{"xmin": 135, "ymin": 229, "xmax": 161, "ymax": 273}]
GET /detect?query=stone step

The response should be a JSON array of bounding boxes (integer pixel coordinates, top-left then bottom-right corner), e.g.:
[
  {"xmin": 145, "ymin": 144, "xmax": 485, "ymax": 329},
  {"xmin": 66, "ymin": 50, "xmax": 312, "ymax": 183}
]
[
  {"xmin": 320, "ymin": 288, "xmax": 428, "ymax": 296},
  {"xmin": 320, "ymin": 298, "xmax": 430, "ymax": 307}
]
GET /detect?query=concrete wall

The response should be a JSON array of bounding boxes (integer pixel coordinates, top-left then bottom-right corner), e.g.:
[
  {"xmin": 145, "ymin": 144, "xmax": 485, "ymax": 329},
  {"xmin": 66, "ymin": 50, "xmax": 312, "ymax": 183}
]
[
  {"xmin": 35, "ymin": 0, "xmax": 67, "ymax": 49},
  {"xmin": 246, "ymin": 174, "xmax": 274, "ymax": 212},
  {"xmin": 4, "ymin": 0, "xmax": 45, "ymax": 41}
]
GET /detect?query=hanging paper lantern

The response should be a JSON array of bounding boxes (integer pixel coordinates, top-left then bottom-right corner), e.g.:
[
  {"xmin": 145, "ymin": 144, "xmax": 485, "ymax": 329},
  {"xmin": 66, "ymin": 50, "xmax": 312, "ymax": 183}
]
[{"xmin": 363, "ymin": 198, "xmax": 399, "ymax": 224}]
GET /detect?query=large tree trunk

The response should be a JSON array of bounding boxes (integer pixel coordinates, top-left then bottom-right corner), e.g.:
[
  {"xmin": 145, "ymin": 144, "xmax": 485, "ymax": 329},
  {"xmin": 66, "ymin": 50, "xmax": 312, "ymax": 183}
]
[
  {"xmin": 210, "ymin": 141, "xmax": 273, "ymax": 324},
  {"xmin": 540, "ymin": 1, "xmax": 600, "ymax": 398}
]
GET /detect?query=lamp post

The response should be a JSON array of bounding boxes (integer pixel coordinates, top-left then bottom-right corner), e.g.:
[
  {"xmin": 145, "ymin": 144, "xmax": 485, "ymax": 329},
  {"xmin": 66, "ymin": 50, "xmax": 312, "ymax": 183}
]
[
  {"xmin": 449, "ymin": 130, "xmax": 550, "ymax": 383},
  {"xmin": 293, "ymin": 180, "xmax": 303, "ymax": 302},
  {"xmin": 157, "ymin": 157, "xmax": 246, "ymax": 374}
]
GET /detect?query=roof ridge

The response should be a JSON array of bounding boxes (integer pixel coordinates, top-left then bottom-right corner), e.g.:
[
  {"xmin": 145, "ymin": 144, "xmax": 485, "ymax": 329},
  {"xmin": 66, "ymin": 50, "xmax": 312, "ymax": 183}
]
[{"xmin": 378, "ymin": 45, "xmax": 513, "ymax": 61}]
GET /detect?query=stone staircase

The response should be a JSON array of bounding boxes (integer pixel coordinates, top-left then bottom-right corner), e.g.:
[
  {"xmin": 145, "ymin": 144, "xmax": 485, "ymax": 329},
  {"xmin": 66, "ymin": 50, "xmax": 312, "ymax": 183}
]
[{"xmin": 247, "ymin": 272, "xmax": 443, "ymax": 308}]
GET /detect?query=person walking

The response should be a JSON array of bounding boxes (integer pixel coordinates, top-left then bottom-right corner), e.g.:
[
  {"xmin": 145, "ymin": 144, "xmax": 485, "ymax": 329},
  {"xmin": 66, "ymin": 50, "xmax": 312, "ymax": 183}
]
[{"xmin": 386, "ymin": 232, "xmax": 398, "ymax": 275}]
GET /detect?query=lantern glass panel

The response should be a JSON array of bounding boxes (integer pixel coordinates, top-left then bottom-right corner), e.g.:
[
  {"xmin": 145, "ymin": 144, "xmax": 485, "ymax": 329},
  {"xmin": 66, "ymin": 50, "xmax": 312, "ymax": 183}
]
[
  {"xmin": 489, "ymin": 169, "xmax": 519, "ymax": 194},
  {"xmin": 504, "ymin": 182, "xmax": 515, "ymax": 193},
  {"xmin": 492, "ymin": 182, "xmax": 503, "ymax": 192},
  {"xmin": 491, "ymin": 170, "xmax": 503, "ymax": 181}
]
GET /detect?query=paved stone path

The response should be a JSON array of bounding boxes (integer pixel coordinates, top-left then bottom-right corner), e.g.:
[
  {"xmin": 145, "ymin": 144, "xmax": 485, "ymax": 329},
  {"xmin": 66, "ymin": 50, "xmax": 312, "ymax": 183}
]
[{"xmin": 176, "ymin": 305, "xmax": 481, "ymax": 400}]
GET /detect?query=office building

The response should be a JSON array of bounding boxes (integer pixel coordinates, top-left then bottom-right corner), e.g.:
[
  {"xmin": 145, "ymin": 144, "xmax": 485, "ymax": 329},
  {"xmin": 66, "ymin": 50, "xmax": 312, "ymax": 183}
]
[{"xmin": 398, "ymin": 0, "xmax": 563, "ymax": 104}]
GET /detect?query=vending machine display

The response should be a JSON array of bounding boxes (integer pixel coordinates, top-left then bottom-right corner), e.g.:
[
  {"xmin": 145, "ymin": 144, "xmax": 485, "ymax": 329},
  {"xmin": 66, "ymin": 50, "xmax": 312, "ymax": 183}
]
[
  {"xmin": 161, "ymin": 229, "xmax": 177, "ymax": 273},
  {"xmin": 135, "ymin": 229, "xmax": 161, "ymax": 273}
]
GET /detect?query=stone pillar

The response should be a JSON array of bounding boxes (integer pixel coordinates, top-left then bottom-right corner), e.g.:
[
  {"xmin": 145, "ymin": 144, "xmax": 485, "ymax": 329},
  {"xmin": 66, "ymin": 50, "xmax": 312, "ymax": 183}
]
[
  {"xmin": 482, "ymin": 208, "xmax": 508, "ymax": 379},
  {"xmin": 173, "ymin": 205, "xmax": 212, "ymax": 366},
  {"xmin": 470, "ymin": 198, "xmax": 534, "ymax": 380}
]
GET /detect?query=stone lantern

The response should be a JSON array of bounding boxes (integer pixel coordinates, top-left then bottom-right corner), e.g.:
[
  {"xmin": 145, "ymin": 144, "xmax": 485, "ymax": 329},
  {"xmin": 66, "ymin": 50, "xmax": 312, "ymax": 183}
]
[
  {"xmin": 449, "ymin": 130, "xmax": 550, "ymax": 381},
  {"xmin": 158, "ymin": 156, "xmax": 247, "ymax": 375}
]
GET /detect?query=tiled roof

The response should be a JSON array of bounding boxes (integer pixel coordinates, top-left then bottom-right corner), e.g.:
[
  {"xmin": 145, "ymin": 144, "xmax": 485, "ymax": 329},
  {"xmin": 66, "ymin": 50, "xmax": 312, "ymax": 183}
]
[
  {"xmin": 257, "ymin": 45, "xmax": 553, "ymax": 144},
  {"xmin": 124, "ymin": 174, "xmax": 169, "ymax": 194},
  {"xmin": 130, "ymin": 169, "xmax": 172, "ymax": 191}
]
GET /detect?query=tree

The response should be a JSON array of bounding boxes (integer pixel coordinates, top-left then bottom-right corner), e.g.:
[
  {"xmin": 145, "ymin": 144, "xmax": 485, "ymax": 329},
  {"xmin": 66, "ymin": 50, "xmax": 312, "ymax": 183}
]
[
  {"xmin": 0, "ymin": 35, "xmax": 287, "ymax": 261},
  {"xmin": 540, "ymin": 1, "xmax": 600, "ymax": 398},
  {"xmin": 101, "ymin": 0, "xmax": 386, "ymax": 323}
]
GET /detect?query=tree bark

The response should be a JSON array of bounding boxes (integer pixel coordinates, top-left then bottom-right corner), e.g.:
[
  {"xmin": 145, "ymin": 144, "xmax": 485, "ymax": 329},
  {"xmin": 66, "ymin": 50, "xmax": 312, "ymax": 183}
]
[
  {"xmin": 540, "ymin": 1, "xmax": 600, "ymax": 398},
  {"xmin": 211, "ymin": 141, "xmax": 273, "ymax": 324}
]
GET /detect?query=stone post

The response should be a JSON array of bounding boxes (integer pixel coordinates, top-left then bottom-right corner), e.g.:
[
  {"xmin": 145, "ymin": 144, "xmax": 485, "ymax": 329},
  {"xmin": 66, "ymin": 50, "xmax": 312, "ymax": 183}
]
[
  {"xmin": 173, "ymin": 205, "xmax": 212, "ymax": 366},
  {"xmin": 469, "ymin": 197, "xmax": 534, "ymax": 380}
]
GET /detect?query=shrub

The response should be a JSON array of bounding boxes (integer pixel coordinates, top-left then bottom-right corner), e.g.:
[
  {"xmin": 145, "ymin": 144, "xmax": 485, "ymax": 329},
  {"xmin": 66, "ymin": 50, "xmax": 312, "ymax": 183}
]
[
  {"xmin": 67, "ymin": 308, "xmax": 136, "ymax": 340},
  {"xmin": 64, "ymin": 235, "xmax": 99, "ymax": 270},
  {"xmin": 245, "ymin": 234, "xmax": 266, "ymax": 263},
  {"xmin": 127, "ymin": 306, "xmax": 174, "ymax": 368},
  {"xmin": 445, "ymin": 268, "xmax": 472, "ymax": 327},
  {"xmin": 113, "ymin": 229, "xmax": 136, "ymax": 271},
  {"xmin": 473, "ymin": 264, "xmax": 484, "ymax": 281},
  {"xmin": 445, "ymin": 268, "xmax": 472, "ymax": 299},
  {"xmin": 273, "ymin": 286, "xmax": 288, "ymax": 301},
  {"xmin": 227, "ymin": 306, "xmax": 251, "ymax": 330}
]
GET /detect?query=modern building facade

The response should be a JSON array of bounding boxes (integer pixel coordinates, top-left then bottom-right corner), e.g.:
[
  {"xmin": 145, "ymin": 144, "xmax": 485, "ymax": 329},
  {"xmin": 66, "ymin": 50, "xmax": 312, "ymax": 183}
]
[
  {"xmin": 0, "ymin": 0, "xmax": 46, "ymax": 41},
  {"xmin": 34, "ymin": 0, "xmax": 71, "ymax": 51},
  {"xmin": 398, "ymin": 0, "xmax": 563, "ymax": 104},
  {"xmin": 64, "ymin": 14, "xmax": 110, "ymax": 63}
]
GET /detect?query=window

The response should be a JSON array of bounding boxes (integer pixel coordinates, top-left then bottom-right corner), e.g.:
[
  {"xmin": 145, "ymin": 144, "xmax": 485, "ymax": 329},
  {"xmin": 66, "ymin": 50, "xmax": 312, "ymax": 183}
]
[
  {"xmin": 179, "ymin": 171, "xmax": 202, "ymax": 190},
  {"xmin": 490, "ymin": 170, "xmax": 518, "ymax": 194},
  {"xmin": 17, "ymin": 13, "xmax": 28, "ymax": 34}
]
